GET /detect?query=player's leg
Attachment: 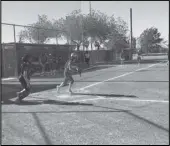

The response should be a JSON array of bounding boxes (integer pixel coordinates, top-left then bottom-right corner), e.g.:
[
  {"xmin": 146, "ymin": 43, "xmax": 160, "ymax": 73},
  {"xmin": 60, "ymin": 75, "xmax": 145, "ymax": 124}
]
[
  {"xmin": 137, "ymin": 57, "xmax": 139, "ymax": 65},
  {"xmin": 120, "ymin": 58, "xmax": 123, "ymax": 65},
  {"xmin": 16, "ymin": 77, "xmax": 30, "ymax": 103},
  {"xmin": 137, "ymin": 56, "xmax": 140, "ymax": 65},
  {"xmin": 87, "ymin": 58, "xmax": 90, "ymax": 67},
  {"xmin": 122, "ymin": 58, "xmax": 124, "ymax": 65},
  {"xmin": 56, "ymin": 77, "xmax": 68, "ymax": 93},
  {"xmin": 68, "ymin": 76, "xmax": 74, "ymax": 93}
]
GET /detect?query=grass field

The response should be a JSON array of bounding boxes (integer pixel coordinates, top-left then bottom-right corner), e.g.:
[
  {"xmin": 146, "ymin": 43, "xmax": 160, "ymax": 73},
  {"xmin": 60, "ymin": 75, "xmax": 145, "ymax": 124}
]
[{"xmin": 1, "ymin": 58, "xmax": 169, "ymax": 145}]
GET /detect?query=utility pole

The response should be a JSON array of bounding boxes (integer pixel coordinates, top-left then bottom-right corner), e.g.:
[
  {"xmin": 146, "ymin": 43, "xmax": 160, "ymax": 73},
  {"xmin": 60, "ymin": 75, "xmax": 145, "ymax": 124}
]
[
  {"xmin": 80, "ymin": 4, "xmax": 84, "ymax": 51},
  {"xmin": 89, "ymin": 1, "xmax": 93, "ymax": 50},
  {"xmin": 89, "ymin": 1, "xmax": 92, "ymax": 15},
  {"xmin": 13, "ymin": 25, "xmax": 16, "ymax": 43},
  {"xmin": 130, "ymin": 8, "xmax": 133, "ymax": 60}
]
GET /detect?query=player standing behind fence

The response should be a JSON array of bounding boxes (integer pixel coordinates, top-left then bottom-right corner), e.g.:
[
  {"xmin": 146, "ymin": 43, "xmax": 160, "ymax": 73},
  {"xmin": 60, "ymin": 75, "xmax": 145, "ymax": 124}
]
[
  {"xmin": 48, "ymin": 53, "xmax": 53, "ymax": 75},
  {"xmin": 120, "ymin": 50, "xmax": 124, "ymax": 65},
  {"xmin": 167, "ymin": 50, "xmax": 169, "ymax": 65},
  {"xmin": 56, "ymin": 53, "xmax": 81, "ymax": 94},
  {"xmin": 15, "ymin": 54, "xmax": 35, "ymax": 103},
  {"xmin": 137, "ymin": 51, "xmax": 142, "ymax": 65},
  {"xmin": 57, "ymin": 56, "xmax": 62, "ymax": 72},
  {"xmin": 39, "ymin": 53, "xmax": 48, "ymax": 76},
  {"xmin": 84, "ymin": 51, "xmax": 90, "ymax": 67}
]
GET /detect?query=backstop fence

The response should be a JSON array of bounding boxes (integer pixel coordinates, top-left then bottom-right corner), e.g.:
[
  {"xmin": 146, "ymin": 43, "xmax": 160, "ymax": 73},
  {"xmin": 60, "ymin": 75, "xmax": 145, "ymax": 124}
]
[
  {"xmin": 2, "ymin": 22, "xmax": 69, "ymax": 44},
  {"xmin": 1, "ymin": 42, "xmax": 118, "ymax": 78},
  {"xmin": 1, "ymin": 22, "xmax": 131, "ymax": 78}
]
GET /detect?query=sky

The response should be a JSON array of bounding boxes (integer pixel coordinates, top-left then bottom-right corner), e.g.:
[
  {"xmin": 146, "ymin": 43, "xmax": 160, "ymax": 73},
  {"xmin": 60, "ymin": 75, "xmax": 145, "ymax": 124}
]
[{"xmin": 2, "ymin": 1, "xmax": 169, "ymax": 44}]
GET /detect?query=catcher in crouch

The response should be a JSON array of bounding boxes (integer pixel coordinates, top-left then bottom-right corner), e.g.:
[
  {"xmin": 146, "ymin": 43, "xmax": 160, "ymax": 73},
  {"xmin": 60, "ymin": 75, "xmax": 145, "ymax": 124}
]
[
  {"xmin": 56, "ymin": 53, "xmax": 81, "ymax": 94},
  {"xmin": 15, "ymin": 54, "xmax": 35, "ymax": 103}
]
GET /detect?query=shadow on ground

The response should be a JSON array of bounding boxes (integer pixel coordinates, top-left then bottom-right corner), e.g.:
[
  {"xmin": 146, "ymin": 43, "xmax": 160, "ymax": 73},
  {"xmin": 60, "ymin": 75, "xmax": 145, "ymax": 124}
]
[
  {"xmin": 76, "ymin": 80, "xmax": 168, "ymax": 83},
  {"xmin": 2, "ymin": 99, "xmax": 94, "ymax": 106},
  {"xmin": 2, "ymin": 92, "xmax": 137, "ymax": 105},
  {"xmin": 72, "ymin": 93, "xmax": 137, "ymax": 98},
  {"xmin": 1, "ymin": 84, "xmax": 59, "ymax": 103},
  {"xmin": 2, "ymin": 98, "xmax": 168, "ymax": 145}
]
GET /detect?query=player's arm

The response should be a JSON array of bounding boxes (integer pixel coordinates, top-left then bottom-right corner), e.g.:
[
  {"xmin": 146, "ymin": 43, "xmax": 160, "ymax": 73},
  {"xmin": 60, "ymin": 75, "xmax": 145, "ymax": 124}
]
[
  {"xmin": 68, "ymin": 61, "xmax": 77, "ymax": 71},
  {"xmin": 72, "ymin": 63, "xmax": 82, "ymax": 76}
]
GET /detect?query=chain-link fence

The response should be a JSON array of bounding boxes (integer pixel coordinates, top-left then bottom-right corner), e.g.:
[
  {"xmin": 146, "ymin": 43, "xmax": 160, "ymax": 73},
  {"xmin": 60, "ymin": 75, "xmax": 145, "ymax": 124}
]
[
  {"xmin": 1, "ymin": 23, "xmax": 122, "ymax": 78},
  {"xmin": 2, "ymin": 22, "xmax": 70, "ymax": 44}
]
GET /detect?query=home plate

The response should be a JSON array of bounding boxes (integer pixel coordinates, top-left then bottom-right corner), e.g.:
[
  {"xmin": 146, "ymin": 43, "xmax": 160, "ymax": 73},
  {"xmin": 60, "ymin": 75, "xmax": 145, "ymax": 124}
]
[
  {"xmin": 56, "ymin": 93, "xmax": 84, "ymax": 99},
  {"xmin": 56, "ymin": 94, "xmax": 73, "ymax": 99}
]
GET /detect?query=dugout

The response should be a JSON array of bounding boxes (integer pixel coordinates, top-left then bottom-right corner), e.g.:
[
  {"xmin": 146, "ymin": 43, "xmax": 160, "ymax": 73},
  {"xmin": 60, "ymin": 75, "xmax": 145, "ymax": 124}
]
[{"xmin": 2, "ymin": 43, "xmax": 76, "ymax": 78}]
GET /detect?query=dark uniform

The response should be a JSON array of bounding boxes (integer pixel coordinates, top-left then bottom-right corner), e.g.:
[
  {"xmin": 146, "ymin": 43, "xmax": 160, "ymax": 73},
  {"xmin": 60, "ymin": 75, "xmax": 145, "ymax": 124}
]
[
  {"xmin": 84, "ymin": 52, "xmax": 90, "ymax": 67},
  {"xmin": 137, "ymin": 53, "xmax": 141, "ymax": 64},
  {"xmin": 17, "ymin": 61, "xmax": 32, "ymax": 101}
]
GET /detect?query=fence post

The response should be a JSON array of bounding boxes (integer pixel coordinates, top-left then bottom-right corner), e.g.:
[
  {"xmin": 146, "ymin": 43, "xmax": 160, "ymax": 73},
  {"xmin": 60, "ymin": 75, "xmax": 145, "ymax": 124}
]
[
  {"xmin": 56, "ymin": 32, "xmax": 58, "ymax": 44},
  {"xmin": 38, "ymin": 28, "xmax": 39, "ymax": 44},
  {"xmin": 13, "ymin": 25, "xmax": 16, "ymax": 43},
  {"xmin": 13, "ymin": 25, "xmax": 18, "ymax": 76}
]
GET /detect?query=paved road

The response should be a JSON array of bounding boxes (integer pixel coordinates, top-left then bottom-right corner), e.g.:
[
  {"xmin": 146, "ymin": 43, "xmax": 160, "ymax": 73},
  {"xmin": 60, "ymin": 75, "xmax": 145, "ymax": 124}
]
[{"xmin": 2, "ymin": 62, "xmax": 169, "ymax": 145}]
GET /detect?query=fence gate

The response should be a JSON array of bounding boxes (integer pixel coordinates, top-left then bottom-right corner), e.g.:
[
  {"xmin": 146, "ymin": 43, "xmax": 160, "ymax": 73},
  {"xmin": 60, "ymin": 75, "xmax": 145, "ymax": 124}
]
[{"xmin": 2, "ymin": 44, "xmax": 18, "ymax": 78}]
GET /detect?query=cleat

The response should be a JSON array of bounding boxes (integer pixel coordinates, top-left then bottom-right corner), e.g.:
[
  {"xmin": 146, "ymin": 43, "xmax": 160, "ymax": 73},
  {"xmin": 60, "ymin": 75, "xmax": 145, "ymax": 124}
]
[
  {"xmin": 69, "ymin": 90, "xmax": 73, "ymax": 94},
  {"xmin": 16, "ymin": 92, "xmax": 21, "ymax": 98},
  {"xmin": 56, "ymin": 86, "xmax": 60, "ymax": 94},
  {"xmin": 15, "ymin": 97, "xmax": 22, "ymax": 104}
]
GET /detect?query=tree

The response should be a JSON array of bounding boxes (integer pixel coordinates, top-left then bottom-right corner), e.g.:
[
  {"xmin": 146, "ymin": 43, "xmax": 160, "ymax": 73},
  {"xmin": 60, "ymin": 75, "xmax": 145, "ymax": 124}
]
[
  {"xmin": 56, "ymin": 10, "xmax": 85, "ymax": 50},
  {"xmin": 84, "ymin": 10, "xmax": 111, "ymax": 49},
  {"xmin": 18, "ymin": 15, "xmax": 54, "ymax": 44},
  {"xmin": 139, "ymin": 27, "xmax": 164, "ymax": 53},
  {"xmin": 18, "ymin": 9, "xmax": 129, "ymax": 51},
  {"xmin": 18, "ymin": 30, "xmax": 27, "ymax": 43},
  {"xmin": 132, "ymin": 37, "xmax": 136, "ymax": 49},
  {"xmin": 104, "ymin": 16, "xmax": 129, "ymax": 52}
]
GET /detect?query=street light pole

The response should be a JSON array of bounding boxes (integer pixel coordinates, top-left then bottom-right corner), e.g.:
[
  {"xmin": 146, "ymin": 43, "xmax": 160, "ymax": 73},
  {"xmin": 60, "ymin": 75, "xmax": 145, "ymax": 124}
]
[
  {"xmin": 89, "ymin": 1, "xmax": 92, "ymax": 15},
  {"xmin": 130, "ymin": 8, "xmax": 133, "ymax": 60},
  {"xmin": 89, "ymin": 1, "xmax": 93, "ymax": 50}
]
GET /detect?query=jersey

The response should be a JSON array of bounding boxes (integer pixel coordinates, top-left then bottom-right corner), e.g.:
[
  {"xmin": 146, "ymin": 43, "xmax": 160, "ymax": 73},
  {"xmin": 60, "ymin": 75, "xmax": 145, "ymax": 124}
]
[
  {"xmin": 40, "ymin": 54, "xmax": 47, "ymax": 64},
  {"xmin": 64, "ymin": 60, "xmax": 77, "ymax": 76},
  {"xmin": 121, "ymin": 52, "xmax": 124, "ymax": 59},
  {"xmin": 85, "ymin": 53, "xmax": 90, "ymax": 59},
  {"xmin": 20, "ymin": 62, "xmax": 32, "ymax": 80}
]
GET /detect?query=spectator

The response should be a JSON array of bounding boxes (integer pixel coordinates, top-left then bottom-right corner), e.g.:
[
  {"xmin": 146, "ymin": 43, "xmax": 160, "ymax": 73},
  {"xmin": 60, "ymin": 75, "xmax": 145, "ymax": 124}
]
[
  {"xmin": 167, "ymin": 50, "xmax": 169, "ymax": 65},
  {"xmin": 84, "ymin": 51, "xmax": 90, "ymax": 67},
  {"xmin": 120, "ymin": 50, "xmax": 124, "ymax": 65},
  {"xmin": 48, "ymin": 53, "xmax": 53, "ymax": 75},
  {"xmin": 137, "ymin": 51, "xmax": 142, "ymax": 65},
  {"xmin": 57, "ymin": 56, "xmax": 62, "ymax": 72},
  {"xmin": 52, "ymin": 55, "xmax": 57, "ymax": 75},
  {"xmin": 39, "ymin": 53, "xmax": 48, "ymax": 75}
]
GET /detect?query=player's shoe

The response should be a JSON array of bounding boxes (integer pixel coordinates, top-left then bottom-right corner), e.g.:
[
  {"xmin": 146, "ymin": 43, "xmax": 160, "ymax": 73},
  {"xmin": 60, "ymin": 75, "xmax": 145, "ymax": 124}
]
[
  {"xmin": 15, "ymin": 96, "xmax": 22, "ymax": 104},
  {"xmin": 15, "ymin": 92, "xmax": 23, "ymax": 103},
  {"xmin": 69, "ymin": 90, "xmax": 73, "ymax": 94},
  {"xmin": 56, "ymin": 86, "xmax": 60, "ymax": 94}
]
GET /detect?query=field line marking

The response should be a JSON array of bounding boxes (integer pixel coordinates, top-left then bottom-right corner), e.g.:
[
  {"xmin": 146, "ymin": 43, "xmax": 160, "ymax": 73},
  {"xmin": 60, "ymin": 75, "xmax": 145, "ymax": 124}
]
[
  {"xmin": 79, "ymin": 63, "xmax": 161, "ymax": 90},
  {"xmin": 72, "ymin": 96, "xmax": 169, "ymax": 103}
]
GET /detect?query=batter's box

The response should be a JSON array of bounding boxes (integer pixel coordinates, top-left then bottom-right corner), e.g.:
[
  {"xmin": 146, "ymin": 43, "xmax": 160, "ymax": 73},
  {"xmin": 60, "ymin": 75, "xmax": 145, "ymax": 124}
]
[
  {"xmin": 74, "ymin": 89, "xmax": 90, "ymax": 93},
  {"xmin": 56, "ymin": 92, "xmax": 89, "ymax": 100}
]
